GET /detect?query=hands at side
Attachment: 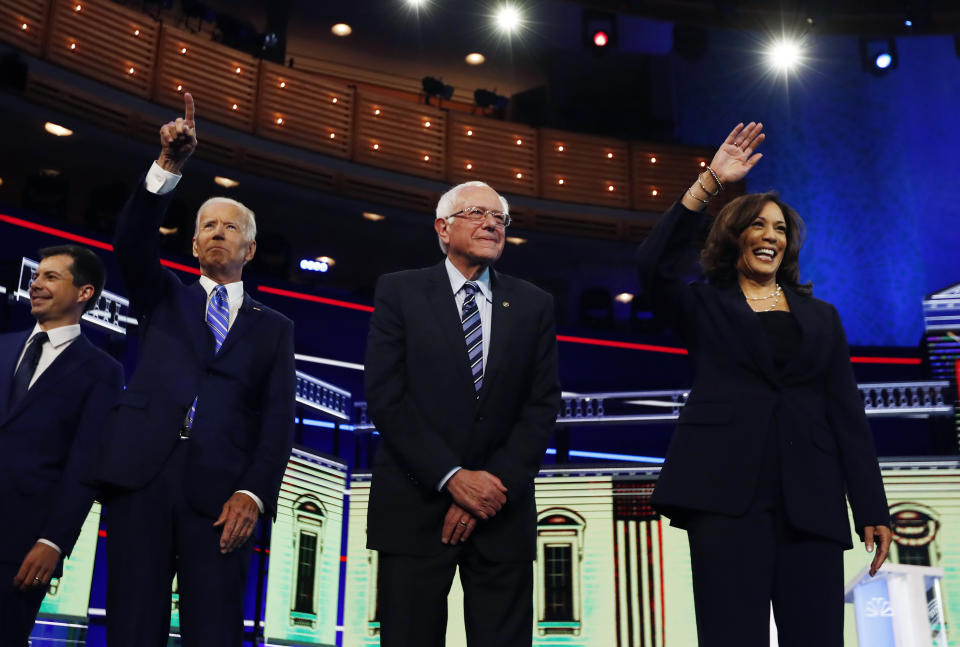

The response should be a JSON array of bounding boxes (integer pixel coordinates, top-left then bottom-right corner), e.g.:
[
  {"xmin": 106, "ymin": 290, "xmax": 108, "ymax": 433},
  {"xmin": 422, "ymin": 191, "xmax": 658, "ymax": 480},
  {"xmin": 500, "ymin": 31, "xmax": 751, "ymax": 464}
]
[{"xmin": 865, "ymin": 524, "xmax": 892, "ymax": 577}]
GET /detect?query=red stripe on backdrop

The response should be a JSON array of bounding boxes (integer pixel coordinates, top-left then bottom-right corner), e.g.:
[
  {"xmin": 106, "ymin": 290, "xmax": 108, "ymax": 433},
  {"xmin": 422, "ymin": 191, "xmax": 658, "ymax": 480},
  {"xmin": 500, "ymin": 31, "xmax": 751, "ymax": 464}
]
[
  {"xmin": 257, "ymin": 285, "xmax": 375, "ymax": 313},
  {"xmin": 556, "ymin": 334, "xmax": 689, "ymax": 355}
]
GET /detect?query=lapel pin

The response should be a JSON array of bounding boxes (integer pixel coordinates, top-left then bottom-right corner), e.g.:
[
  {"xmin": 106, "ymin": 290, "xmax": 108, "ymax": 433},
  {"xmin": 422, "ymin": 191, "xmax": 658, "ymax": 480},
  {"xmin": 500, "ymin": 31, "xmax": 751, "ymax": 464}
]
[{"xmin": 502, "ymin": 301, "xmax": 510, "ymax": 308}]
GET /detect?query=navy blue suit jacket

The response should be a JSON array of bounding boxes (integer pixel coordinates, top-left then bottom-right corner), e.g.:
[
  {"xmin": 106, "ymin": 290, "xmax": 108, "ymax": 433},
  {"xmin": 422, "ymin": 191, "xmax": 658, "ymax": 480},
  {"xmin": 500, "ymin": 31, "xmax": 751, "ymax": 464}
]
[
  {"xmin": 0, "ymin": 331, "xmax": 123, "ymax": 570},
  {"xmin": 93, "ymin": 184, "xmax": 296, "ymax": 518},
  {"xmin": 638, "ymin": 200, "xmax": 889, "ymax": 548},
  {"xmin": 364, "ymin": 262, "xmax": 561, "ymax": 561}
]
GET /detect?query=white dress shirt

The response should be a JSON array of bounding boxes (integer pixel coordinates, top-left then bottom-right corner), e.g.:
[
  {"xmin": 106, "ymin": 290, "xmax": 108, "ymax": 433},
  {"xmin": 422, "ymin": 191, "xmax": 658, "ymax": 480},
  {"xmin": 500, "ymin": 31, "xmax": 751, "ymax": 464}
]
[
  {"xmin": 15, "ymin": 323, "xmax": 82, "ymax": 555},
  {"xmin": 437, "ymin": 259, "xmax": 494, "ymax": 491},
  {"xmin": 144, "ymin": 164, "xmax": 264, "ymax": 515}
]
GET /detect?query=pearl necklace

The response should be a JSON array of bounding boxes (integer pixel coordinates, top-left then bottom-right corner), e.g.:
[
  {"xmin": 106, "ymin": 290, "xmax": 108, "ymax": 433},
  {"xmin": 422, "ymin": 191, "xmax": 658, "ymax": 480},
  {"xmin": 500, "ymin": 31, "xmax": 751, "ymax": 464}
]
[{"xmin": 745, "ymin": 284, "xmax": 782, "ymax": 312}]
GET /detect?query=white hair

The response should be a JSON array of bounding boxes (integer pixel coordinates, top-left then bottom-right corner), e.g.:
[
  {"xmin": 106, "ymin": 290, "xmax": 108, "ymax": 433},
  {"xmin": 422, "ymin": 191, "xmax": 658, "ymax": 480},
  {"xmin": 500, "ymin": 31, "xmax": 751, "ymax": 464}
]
[
  {"xmin": 195, "ymin": 197, "xmax": 257, "ymax": 242},
  {"xmin": 434, "ymin": 181, "xmax": 509, "ymax": 254}
]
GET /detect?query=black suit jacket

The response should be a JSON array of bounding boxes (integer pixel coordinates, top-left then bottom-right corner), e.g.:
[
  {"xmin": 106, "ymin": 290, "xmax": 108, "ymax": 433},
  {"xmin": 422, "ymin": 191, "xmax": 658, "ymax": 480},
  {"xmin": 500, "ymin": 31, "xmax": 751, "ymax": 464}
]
[
  {"xmin": 93, "ymin": 183, "xmax": 296, "ymax": 518},
  {"xmin": 364, "ymin": 262, "xmax": 561, "ymax": 561},
  {"xmin": 638, "ymin": 201, "xmax": 889, "ymax": 548},
  {"xmin": 0, "ymin": 331, "xmax": 123, "ymax": 571}
]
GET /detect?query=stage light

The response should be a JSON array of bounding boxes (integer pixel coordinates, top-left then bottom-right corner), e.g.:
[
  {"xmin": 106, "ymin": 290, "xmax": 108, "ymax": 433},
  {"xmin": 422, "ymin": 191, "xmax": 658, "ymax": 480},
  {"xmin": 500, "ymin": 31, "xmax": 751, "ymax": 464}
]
[
  {"xmin": 214, "ymin": 176, "xmax": 239, "ymax": 188},
  {"xmin": 583, "ymin": 9, "xmax": 616, "ymax": 52},
  {"xmin": 474, "ymin": 88, "xmax": 508, "ymax": 110},
  {"xmin": 860, "ymin": 37, "xmax": 898, "ymax": 76},
  {"xmin": 300, "ymin": 257, "xmax": 335, "ymax": 273},
  {"xmin": 905, "ymin": 20, "xmax": 913, "ymax": 27},
  {"xmin": 465, "ymin": 53, "xmax": 485, "ymax": 65},
  {"xmin": 494, "ymin": 5, "xmax": 521, "ymax": 33},
  {"xmin": 767, "ymin": 38, "xmax": 803, "ymax": 73},
  {"xmin": 506, "ymin": 236, "xmax": 527, "ymax": 245},
  {"xmin": 331, "ymin": 23, "xmax": 352, "ymax": 37},
  {"xmin": 44, "ymin": 122, "xmax": 73, "ymax": 137},
  {"xmin": 363, "ymin": 212, "xmax": 385, "ymax": 222},
  {"xmin": 406, "ymin": 0, "xmax": 425, "ymax": 6},
  {"xmin": 422, "ymin": 76, "xmax": 453, "ymax": 103},
  {"xmin": 615, "ymin": 292, "xmax": 634, "ymax": 304}
]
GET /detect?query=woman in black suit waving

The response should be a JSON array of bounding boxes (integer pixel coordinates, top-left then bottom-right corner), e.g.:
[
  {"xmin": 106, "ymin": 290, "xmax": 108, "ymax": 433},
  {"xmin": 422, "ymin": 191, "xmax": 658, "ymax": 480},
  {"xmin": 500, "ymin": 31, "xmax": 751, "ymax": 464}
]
[{"xmin": 638, "ymin": 122, "xmax": 891, "ymax": 647}]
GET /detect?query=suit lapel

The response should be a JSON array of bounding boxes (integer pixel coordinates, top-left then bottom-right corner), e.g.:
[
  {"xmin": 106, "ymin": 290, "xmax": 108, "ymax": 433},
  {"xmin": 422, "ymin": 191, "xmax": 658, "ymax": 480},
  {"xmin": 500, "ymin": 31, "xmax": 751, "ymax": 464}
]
[
  {"xmin": 425, "ymin": 262, "xmax": 477, "ymax": 394},
  {"xmin": 214, "ymin": 293, "xmax": 261, "ymax": 359},
  {"xmin": 3, "ymin": 335, "xmax": 91, "ymax": 424},
  {"xmin": 476, "ymin": 269, "xmax": 513, "ymax": 408},
  {"xmin": 780, "ymin": 287, "xmax": 823, "ymax": 380},
  {"xmin": 715, "ymin": 283, "xmax": 780, "ymax": 386},
  {"xmin": 187, "ymin": 281, "xmax": 213, "ymax": 360},
  {"xmin": 0, "ymin": 331, "xmax": 30, "ymax": 422}
]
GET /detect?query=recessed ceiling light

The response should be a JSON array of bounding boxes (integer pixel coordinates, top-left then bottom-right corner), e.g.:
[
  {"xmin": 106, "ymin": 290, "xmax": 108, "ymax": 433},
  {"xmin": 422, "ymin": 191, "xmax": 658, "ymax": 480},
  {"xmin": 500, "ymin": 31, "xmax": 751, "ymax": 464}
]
[
  {"xmin": 494, "ymin": 5, "xmax": 522, "ymax": 33},
  {"xmin": 44, "ymin": 122, "xmax": 73, "ymax": 137},
  {"xmin": 214, "ymin": 176, "xmax": 239, "ymax": 188},
  {"xmin": 363, "ymin": 212, "xmax": 385, "ymax": 222},
  {"xmin": 331, "ymin": 23, "xmax": 352, "ymax": 37},
  {"xmin": 615, "ymin": 292, "xmax": 634, "ymax": 304},
  {"xmin": 465, "ymin": 53, "xmax": 485, "ymax": 65},
  {"xmin": 506, "ymin": 236, "xmax": 527, "ymax": 245}
]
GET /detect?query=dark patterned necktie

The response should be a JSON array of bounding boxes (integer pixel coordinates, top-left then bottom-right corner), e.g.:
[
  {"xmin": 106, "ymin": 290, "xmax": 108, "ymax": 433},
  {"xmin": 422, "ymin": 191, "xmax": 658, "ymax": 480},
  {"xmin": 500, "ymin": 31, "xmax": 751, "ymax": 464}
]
[
  {"xmin": 185, "ymin": 285, "xmax": 230, "ymax": 431},
  {"xmin": 461, "ymin": 282, "xmax": 483, "ymax": 395},
  {"xmin": 9, "ymin": 332, "xmax": 48, "ymax": 408}
]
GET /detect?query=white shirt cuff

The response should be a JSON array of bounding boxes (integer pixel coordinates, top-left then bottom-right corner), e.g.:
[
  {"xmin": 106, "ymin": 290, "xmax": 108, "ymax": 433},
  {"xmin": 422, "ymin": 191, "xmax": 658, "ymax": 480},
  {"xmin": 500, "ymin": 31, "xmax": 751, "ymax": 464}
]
[
  {"xmin": 236, "ymin": 490, "xmax": 264, "ymax": 514},
  {"xmin": 37, "ymin": 538, "xmax": 62, "ymax": 554},
  {"xmin": 437, "ymin": 466, "xmax": 462, "ymax": 492},
  {"xmin": 145, "ymin": 161, "xmax": 181, "ymax": 195}
]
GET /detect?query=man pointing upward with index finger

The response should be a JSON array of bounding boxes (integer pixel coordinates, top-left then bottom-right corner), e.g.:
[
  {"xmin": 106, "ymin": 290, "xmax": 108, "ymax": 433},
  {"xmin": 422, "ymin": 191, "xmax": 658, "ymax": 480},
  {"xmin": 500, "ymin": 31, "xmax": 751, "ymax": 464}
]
[{"xmin": 93, "ymin": 93, "xmax": 296, "ymax": 646}]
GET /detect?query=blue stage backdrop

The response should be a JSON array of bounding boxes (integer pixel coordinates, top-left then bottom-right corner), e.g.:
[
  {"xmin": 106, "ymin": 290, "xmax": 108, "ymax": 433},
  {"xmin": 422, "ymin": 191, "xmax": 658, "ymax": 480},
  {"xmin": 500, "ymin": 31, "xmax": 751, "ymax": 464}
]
[{"xmin": 666, "ymin": 29, "xmax": 960, "ymax": 346}]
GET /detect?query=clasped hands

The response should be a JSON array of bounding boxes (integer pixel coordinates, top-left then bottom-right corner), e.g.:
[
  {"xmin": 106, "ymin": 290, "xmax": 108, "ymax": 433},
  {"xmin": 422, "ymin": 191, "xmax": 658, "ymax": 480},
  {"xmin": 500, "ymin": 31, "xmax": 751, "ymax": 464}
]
[{"xmin": 441, "ymin": 469, "xmax": 507, "ymax": 545}]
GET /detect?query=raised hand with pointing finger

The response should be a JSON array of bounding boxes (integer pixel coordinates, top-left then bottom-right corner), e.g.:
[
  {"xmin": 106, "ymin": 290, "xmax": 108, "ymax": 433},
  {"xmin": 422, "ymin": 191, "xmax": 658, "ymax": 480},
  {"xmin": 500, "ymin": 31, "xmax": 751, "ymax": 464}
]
[{"xmin": 157, "ymin": 92, "xmax": 197, "ymax": 174}]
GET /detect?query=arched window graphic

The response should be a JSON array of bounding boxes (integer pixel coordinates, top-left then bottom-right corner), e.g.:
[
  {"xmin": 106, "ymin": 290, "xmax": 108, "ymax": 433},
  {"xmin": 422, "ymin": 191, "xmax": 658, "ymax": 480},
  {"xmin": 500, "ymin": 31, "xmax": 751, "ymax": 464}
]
[
  {"xmin": 889, "ymin": 502, "xmax": 941, "ymax": 566},
  {"xmin": 289, "ymin": 494, "xmax": 326, "ymax": 628},
  {"xmin": 535, "ymin": 508, "xmax": 585, "ymax": 636}
]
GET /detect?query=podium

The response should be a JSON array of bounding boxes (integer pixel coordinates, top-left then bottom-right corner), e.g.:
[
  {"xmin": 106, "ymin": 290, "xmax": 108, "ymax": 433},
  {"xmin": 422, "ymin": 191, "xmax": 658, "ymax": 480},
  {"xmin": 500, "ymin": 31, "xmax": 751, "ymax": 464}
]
[{"xmin": 845, "ymin": 563, "xmax": 948, "ymax": 647}]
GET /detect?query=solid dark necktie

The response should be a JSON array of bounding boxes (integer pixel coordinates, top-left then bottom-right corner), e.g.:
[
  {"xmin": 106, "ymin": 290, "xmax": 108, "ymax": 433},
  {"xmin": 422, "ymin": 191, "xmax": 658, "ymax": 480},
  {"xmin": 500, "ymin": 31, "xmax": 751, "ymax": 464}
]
[
  {"xmin": 9, "ymin": 332, "xmax": 48, "ymax": 408},
  {"xmin": 461, "ymin": 282, "xmax": 484, "ymax": 395}
]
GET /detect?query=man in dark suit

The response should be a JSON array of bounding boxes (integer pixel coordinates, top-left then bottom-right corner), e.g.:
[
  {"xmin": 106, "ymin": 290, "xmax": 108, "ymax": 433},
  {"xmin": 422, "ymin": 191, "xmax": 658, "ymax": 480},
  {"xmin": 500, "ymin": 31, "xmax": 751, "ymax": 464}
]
[
  {"xmin": 364, "ymin": 181, "xmax": 561, "ymax": 646},
  {"xmin": 93, "ymin": 94, "xmax": 296, "ymax": 646},
  {"xmin": 0, "ymin": 245, "xmax": 123, "ymax": 646}
]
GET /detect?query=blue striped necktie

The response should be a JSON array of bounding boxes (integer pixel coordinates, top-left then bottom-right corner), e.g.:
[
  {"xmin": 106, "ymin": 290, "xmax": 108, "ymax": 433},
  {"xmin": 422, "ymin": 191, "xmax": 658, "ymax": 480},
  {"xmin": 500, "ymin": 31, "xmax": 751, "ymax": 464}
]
[
  {"xmin": 461, "ymin": 282, "xmax": 483, "ymax": 395},
  {"xmin": 185, "ymin": 285, "xmax": 230, "ymax": 430}
]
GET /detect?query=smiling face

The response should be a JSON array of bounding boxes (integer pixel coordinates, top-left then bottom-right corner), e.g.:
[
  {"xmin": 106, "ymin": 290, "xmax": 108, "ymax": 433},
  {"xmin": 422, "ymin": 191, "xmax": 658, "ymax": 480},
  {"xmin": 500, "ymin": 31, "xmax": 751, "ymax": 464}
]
[
  {"xmin": 435, "ymin": 184, "xmax": 506, "ymax": 271},
  {"xmin": 192, "ymin": 201, "xmax": 256, "ymax": 283},
  {"xmin": 735, "ymin": 200, "xmax": 787, "ymax": 284},
  {"xmin": 29, "ymin": 254, "xmax": 93, "ymax": 327}
]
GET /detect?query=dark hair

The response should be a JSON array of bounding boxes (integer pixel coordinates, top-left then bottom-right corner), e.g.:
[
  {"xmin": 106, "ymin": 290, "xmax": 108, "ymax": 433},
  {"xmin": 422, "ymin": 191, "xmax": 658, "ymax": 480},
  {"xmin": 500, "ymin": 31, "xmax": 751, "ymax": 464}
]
[
  {"xmin": 700, "ymin": 192, "xmax": 812, "ymax": 296},
  {"xmin": 38, "ymin": 244, "xmax": 106, "ymax": 312}
]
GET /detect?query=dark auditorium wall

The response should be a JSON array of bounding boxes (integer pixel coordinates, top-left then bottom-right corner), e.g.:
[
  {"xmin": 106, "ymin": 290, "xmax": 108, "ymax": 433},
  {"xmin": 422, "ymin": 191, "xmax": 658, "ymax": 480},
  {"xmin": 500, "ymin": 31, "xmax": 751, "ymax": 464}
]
[{"xmin": 667, "ymin": 29, "xmax": 960, "ymax": 346}]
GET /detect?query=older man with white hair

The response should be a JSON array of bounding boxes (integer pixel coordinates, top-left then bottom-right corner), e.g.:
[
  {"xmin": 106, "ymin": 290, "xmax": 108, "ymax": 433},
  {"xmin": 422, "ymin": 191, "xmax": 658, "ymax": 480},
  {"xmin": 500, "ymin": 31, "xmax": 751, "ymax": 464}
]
[
  {"xmin": 364, "ymin": 180, "xmax": 561, "ymax": 646},
  {"xmin": 94, "ymin": 93, "xmax": 296, "ymax": 647}
]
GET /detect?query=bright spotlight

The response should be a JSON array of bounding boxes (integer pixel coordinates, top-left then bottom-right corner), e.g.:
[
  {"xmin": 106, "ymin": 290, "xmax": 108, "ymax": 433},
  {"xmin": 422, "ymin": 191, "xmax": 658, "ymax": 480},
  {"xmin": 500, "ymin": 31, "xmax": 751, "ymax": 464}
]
[
  {"xmin": 495, "ymin": 5, "xmax": 522, "ymax": 33},
  {"xmin": 875, "ymin": 53, "xmax": 893, "ymax": 69},
  {"xmin": 767, "ymin": 38, "xmax": 802, "ymax": 72}
]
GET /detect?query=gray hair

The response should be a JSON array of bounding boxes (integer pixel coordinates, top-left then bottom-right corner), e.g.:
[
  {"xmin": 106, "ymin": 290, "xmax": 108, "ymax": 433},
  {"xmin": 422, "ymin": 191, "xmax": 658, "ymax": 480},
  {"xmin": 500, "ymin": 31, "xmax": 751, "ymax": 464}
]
[
  {"xmin": 434, "ymin": 181, "xmax": 509, "ymax": 254},
  {"xmin": 195, "ymin": 197, "xmax": 257, "ymax": 242}
]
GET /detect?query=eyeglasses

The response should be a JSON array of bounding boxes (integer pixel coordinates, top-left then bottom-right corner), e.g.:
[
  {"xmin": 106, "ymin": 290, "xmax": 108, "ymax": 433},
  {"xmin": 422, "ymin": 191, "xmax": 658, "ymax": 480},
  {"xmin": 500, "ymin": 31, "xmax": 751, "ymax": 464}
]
[{"xmin": 447, "ymin": 206, "xmax": 511, "ymax": 228}]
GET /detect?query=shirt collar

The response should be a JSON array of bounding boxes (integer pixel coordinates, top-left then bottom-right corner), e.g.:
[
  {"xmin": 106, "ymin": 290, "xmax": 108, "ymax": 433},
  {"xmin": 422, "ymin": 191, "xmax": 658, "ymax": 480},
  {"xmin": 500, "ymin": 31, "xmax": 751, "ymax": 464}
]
[
  {"xmin": 30, "ymin": 322, "xmax": 81, "ymax": 349},
  {"xmin": 199, "ymin": 275, "xmax": 245, "ymax": 305},
  {"xmin": 445, "ymin": 258, "xmax": 492, "ymax": 302}
]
